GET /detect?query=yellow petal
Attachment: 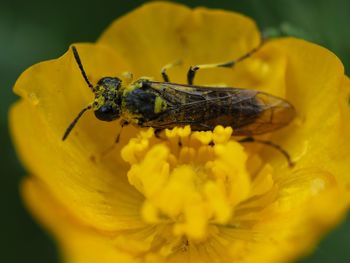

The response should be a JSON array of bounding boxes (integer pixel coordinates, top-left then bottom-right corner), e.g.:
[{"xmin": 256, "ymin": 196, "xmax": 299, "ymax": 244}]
[
  {"xmin": 21, "ymin": 177, "xmax": 138, "ymax": 263},
  {"xmin": 10, "ymin": 99, "xmax": 144, "ymax": 231},
  {"xmin": 258, "ymin": 38, "xmax": 350, "ymax": 186},
  {"xmin": 99, "ymin": 2, "xmax": 260, "ymax": 85},
  {"xmin": 13, "ymin": 43, "xmax": 134, "ymax": 149},
  {"xmin": 10, "ymin": 44, "xmax": 154, "ymax": 231},
  {"xmin": 222, "ymin": 169, "xmax": 348, "ymax": 263},
  {"xmin": 99, "ymin": 2, "xmax": 192, "ymax": 80}
]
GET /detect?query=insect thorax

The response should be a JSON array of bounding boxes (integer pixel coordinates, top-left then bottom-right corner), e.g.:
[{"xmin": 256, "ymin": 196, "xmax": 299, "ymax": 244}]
[{"xmin": 121, "ymin": 81, "xmax": 168, "ymax": 125}]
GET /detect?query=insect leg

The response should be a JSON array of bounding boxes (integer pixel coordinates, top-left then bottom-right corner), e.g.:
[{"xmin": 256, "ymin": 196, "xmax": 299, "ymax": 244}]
[
  {"xmin": 161, "ymin": 60, "xmax": 182, "ymax": 82},
  {"xmin": 100, "ymin": 120, "xmax": 129, "ymax": 157},
  {"xmin": 154, "ymin": 128, "xmax": 163, "ymax": 138},
  {"xmin": 154, "ymin": 128, "xmax": 182, "ymax": 147},
  {"xmin": 187, "ymin": 40, "xmax": 264, "ymax": 85},
  {"xmin": 238, "ymin": 136, "xmax": 294, "ymax": 168},
  {"xmin": 115, "ymin": 120, "xmax": 129, "ymax": 143},
  {"xmin": 121, "ymin": 71, "xmax": 134, "ymax": 86}
]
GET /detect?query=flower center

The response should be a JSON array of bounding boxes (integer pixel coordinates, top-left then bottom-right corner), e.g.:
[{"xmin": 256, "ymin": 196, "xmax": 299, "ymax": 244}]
[{"xmin": 121, "ymin": 126, "xmax": 256, "ymax": 240}]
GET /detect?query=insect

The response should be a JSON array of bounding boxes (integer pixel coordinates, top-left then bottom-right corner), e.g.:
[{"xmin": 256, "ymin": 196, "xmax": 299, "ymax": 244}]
[{"xmin": 63, "ymin": 44, "xmax": 295, "ymax": 166}]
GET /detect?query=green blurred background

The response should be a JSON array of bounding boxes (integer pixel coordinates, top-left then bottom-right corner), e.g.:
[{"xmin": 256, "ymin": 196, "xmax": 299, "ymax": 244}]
[{"xmin": 1, "ymin": 0, "xmax": 349, "ymax": 262}]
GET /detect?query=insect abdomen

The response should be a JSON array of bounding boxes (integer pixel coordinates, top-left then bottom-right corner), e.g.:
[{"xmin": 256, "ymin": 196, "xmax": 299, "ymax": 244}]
[
  {"xmin": 130, "ymin": 81, "xmax": 295, "ymax": 136},
  {"xmin": 191, "ymin": 91, "xmax": 262, "ymax": 131}
]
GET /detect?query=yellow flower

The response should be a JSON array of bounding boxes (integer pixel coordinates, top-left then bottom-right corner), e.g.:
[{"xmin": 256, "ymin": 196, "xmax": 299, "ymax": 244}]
[{"xmin": 10, "ymin": 2, "xmax": 350, "ymax": 263}]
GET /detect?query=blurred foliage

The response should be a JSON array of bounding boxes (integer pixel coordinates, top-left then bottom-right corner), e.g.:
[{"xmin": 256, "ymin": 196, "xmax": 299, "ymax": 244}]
[{"xmin": 1, "ymin": 0, "xmax": 349, "ymax": 262}]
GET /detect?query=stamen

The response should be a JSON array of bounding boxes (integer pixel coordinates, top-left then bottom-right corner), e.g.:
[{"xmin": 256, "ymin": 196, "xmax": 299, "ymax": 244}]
[{"xmin": 121, "ymin": 126, "xmax": 253, "ymax": 240}]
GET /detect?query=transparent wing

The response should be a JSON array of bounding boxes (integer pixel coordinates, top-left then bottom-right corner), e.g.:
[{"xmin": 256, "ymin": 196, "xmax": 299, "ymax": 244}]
[{"xmin": 142, "ymin": 81, "xmax": 295, "ymax": 135}]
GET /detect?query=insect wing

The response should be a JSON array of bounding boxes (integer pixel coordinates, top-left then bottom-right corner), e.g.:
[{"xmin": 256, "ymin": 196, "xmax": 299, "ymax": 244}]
[
  {"xmin": 143, "ymin": 82, "xmax": 295, "ymax": 135},
  {"xmin": 233, "ymin": 91, "xmax": 295, "ymax": 135}
]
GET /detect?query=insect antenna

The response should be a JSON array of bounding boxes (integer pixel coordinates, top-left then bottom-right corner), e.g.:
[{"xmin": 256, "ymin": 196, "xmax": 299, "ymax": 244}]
[
  {"xmin": 72, "ymin": 46, "xmax": 94, "ymax": 90},
  {"xmin": 62, "ymin": 105, "xmax": 92, "ymax": 141}
]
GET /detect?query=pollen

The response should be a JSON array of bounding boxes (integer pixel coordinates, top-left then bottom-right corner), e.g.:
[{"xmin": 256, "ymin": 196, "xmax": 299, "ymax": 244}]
[
  {"xmin": 121, "ymin": 126, "xmax": 253, "ymax": 240},
  {"xmin": 154, "ymin": 96, "xmax": 167, "ymax": 113}
]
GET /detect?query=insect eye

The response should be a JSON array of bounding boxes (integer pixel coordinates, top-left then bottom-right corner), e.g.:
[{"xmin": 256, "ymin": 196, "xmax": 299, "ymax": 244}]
[{"xmin": 94, "ymin": 104, "xmax": 120, "ymax": 122}]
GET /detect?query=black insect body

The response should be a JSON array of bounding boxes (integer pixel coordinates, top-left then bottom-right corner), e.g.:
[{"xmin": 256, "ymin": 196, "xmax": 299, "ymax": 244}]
[
  {"xmin": 130, "ymin": 81, "xmax": 295, "ymax": 136},
  {"xmin": 63, "ymin": 45, "xmax": 296, "ymax": 166}
]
